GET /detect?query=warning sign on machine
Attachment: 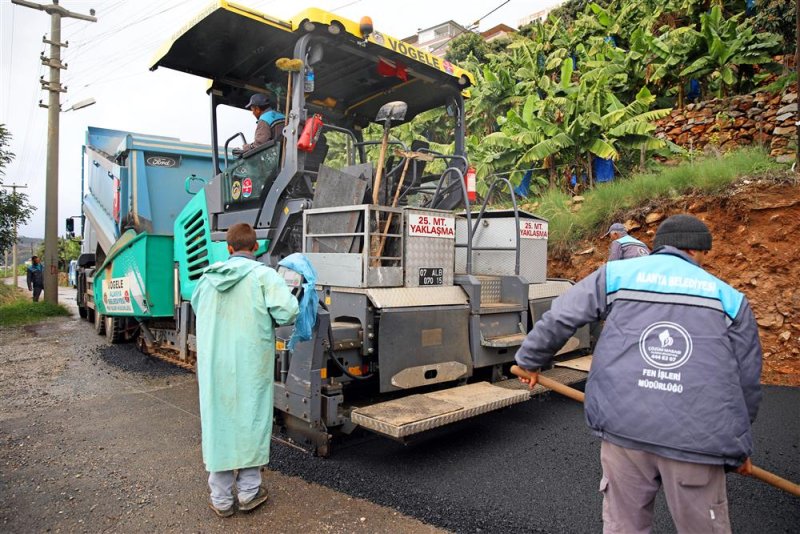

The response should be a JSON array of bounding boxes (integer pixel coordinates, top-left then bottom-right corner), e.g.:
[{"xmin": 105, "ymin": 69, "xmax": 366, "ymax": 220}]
[
  {"xmin": 408, "ymin": 213, "xmax": 455, "ymax": 239},
  {"xmin": 520, "ymin": 220, "xmax": 548, "ymax": 240}
]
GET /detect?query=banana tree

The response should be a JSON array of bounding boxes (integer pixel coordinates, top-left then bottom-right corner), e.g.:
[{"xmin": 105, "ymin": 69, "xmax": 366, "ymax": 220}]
[
  {"xmin": 642, "ymin": 26, "xmax": 701, "ymax": 107},
  {"xmin": 466, "ymin": 61, "xmax": 523, "ymax": 137},
  {"xmin": 471, "ymin": 55, "xmax": 670, "ymax": 193},
  {"xmin": 680, "ymin": 6, "xmax": 781, "ymax": 98}
]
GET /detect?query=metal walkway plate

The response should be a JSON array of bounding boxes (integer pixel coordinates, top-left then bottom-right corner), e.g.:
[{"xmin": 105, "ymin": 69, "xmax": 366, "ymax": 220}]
[
  {"xmin": 554, "ymin": 355, "xmax": 593, "ymax": 372},
  {"xmin": 351, "ymin": 382, "xmax": 529, "ymax": 439},
  {"xmin": 481, "ymin": 332, "xmax": 526, "ymax": 348},
  {"xmin": 496, "ymin": 366, "xmax": 589, "ymax": 398}
]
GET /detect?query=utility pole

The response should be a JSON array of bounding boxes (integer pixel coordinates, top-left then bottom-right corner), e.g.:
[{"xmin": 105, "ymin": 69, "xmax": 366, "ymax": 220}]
[
  {"xmin": 11, "ymin": 0, "xmax": 96, "ymax": 304},
  {"xmin": 0, "ymin": 184, "xmax": 28, "ymax": 289}
]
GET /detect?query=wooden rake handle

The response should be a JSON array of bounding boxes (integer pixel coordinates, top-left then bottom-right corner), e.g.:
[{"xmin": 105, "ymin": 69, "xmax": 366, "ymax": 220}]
[
  {"xmin": 749, "ymin": 466, "xmax": 800, "ymax": 498},
  {"xmin": 511, "ymin": 365, "xmax": 585, "ymax": 402},
  {"xmin": 509, "ymin": 365, "xmax": 800, "ymax": 498}
]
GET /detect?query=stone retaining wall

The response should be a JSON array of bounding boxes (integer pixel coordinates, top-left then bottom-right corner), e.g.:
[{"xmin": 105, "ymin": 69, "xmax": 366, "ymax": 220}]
[{"xmin": 655, "ymin": 90, "xmax": 798, "ymax": 163}]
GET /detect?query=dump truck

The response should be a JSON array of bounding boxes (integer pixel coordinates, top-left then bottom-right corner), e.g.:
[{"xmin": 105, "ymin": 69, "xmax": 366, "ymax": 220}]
[
  {"xmin": 74, "ymin": 126, "xmax": 221, "ymax": 345},
  {"xmin": 78, "ymin": 2, "xmax": 593, "ymax": 456}
]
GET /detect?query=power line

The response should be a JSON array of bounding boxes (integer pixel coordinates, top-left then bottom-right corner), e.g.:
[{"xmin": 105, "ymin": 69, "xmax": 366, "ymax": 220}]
[
  {"xmin": 62, "ymin": 0, "xmax": 193, "ymax": 86},
  {"xmin": 11, "ymin": 44, "xmax": 48, "ymax": 189},
  {"xmin": 70, "ymin": 0, "xmax": 185, "ymax": 49},
  {"xmin": 429, "ymin": 0, "xmax": 511, "ymax": 54},
  {"xmin": 331, "ymin": 0, "xmax": 361, "ymax": 12},
  {"xmin": 5, "ymin": 7, "xmax": 16, "ymax": 119}
]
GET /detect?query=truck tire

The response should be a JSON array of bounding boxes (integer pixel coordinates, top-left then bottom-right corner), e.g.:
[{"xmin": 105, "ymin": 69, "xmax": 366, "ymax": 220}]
[
  {"xmin": 94, "ymin": 312, "xmax": 106, "ymax": 336},
  {"xmin": 78, "ymin": 306, "xmax": 88, "ymax": 319},
  {"xmin": 104, "ymin": 315, "xmax": 126, "ymax": 344}
]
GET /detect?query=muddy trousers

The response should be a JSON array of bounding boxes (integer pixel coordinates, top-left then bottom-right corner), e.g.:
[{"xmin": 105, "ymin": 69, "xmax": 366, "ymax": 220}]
[
  {"xmin": 599, "ymin": 440, "xmax": 730, "ymax": 534},
  {"xmin": 208, "ymin": 467, "xmax": 261, "ymax": 509}
]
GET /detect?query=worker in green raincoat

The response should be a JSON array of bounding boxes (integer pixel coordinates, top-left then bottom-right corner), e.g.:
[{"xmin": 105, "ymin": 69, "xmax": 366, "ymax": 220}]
[{"xmin": 191, "ymin": 223, "xmax": 299, "ymax": 517}]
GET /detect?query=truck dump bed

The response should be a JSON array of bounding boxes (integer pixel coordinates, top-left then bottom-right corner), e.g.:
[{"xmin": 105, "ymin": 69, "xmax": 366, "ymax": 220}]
[
  {"xmin": 83, "ymin": 126, "xmax": 219, "ymax": 256},
  {"xmin": 82, "ymin": 127, "xmax": 220, "ymax": 319}
]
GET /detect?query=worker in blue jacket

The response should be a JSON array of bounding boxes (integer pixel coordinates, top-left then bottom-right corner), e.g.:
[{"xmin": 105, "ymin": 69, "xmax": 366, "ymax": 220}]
[
  {"xmin": 515, "ymin": 214, "xmax": 762, "ymax": 534},
  {"xmin": 26, "ymin": 255, "xmax": 44, "ymax": 302},
  {"xmin": 236, "ymin": 93, "xmax": 285, "ymax": 154},
  {"xmin": 605, "ymin": 222, "xmax": 650, "ymax": 260}
]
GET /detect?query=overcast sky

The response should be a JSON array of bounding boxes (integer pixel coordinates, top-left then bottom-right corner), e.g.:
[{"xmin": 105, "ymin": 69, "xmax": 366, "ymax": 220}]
[{"xmin": 1, "ymin": 0, "xmax": 559, "ymax": 239}]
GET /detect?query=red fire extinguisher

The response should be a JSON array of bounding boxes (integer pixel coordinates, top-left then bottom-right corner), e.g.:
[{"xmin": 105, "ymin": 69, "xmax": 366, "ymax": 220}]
[
  {"xmin": 464, "ymin": 166, "xmax": 477, "ymax": 202},
  {"xmin": 298, "ymin": 114, "xmax": 324, "ymax": 152}
]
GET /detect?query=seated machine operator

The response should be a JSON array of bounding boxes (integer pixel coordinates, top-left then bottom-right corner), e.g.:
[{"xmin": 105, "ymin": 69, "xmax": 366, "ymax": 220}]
[{"xmin": 236, "ymin": 93, "xmax": 285, "ymax": 155}]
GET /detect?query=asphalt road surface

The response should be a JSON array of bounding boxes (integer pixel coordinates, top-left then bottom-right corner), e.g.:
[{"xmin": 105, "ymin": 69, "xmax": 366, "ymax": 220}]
[{"xmin": 270, "ymin": 385, "xmax": 800, "ymax": 533}]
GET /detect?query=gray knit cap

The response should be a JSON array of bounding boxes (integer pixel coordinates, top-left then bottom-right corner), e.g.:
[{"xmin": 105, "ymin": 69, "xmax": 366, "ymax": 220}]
[{"xmin": 654, "ymin": 214, "xmax": 712, "ymax": 251}]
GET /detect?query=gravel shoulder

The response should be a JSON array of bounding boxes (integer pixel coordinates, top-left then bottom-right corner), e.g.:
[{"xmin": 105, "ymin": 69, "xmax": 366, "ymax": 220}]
[{"xmin": 0, "ymin": 314, "xmax": 443, "ymax": 534}]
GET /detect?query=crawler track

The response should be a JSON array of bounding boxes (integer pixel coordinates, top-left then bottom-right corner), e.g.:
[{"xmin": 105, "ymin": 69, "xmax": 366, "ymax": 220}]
[{"xmin": 136, "ymin": 338, "xmax": 196, "ymax": 372}]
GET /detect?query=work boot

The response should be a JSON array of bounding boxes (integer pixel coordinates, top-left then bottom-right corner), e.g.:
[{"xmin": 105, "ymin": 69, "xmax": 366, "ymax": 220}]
[
  {"xmin": 238, "ymin": 486, "xmax": 269, "ymax": 512},
  {"xmin": 208, "ymin": 499, "xmax": 234, "ymax": 518}
]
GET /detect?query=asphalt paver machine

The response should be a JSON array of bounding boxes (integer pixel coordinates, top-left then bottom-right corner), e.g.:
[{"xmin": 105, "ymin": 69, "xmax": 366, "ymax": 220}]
[{"xmin": 146, "ymin": 1, "xmax": 592, "ymax": 455}]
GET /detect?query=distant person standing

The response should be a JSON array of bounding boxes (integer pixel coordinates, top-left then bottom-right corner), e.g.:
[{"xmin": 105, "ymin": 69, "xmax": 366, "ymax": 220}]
[
  {"xmin": 605, "ymin": 222, "xmax": 650, "ymax": 261},
  {"xmin": 26, "ymin": 256, "xmax": 44, "ymax": 302},
  {"xmin": 191, "ymin": 223, "xmax": 298, "ymax": 517}
]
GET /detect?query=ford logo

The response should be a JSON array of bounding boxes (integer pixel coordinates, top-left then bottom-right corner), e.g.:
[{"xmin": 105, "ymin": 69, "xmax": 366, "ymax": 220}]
[{"xmin": 146, "ymin": 156, "xmax": 177, "ymax": 167}]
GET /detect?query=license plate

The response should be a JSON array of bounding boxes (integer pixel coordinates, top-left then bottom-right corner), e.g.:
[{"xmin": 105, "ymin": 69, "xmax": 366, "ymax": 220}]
[{"xmin": 419, "ymin": 267, "xmax": 444, "ymax": 286}]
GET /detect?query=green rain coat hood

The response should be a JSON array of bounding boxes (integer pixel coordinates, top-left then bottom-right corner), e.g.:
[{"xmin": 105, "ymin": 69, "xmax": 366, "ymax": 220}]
[{"xmin": 201, "ymin": 257, "xmax": 259, "ymax": 292}]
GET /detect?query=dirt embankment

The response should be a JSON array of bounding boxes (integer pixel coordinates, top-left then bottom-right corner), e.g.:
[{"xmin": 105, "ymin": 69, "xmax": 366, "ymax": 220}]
[{"xmin": 549, "ymin": 175, "xmax": 800, "ymax": 386}]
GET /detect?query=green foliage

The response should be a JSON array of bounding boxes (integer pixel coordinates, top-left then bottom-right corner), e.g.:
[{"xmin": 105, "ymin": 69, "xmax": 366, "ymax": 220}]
[
  {"xmin": 0, "ymin": 125, "xmax": 35, "ymax": 257},
  {"xmin": 0, "ymin": 282, "xmax": 18, "ymax": 305},
  {"xmin": 34, "ymin": 237, "xmax": 82, "ymax": 270},
  {"xmin": 0, "ymin": 125, "xmax": 13, "ymax": 171},
  {"xmin": 62, "ymin": 238, "xmax": 81, "ymax": 263},
  {"xmin": 535, "ymin": 148, "xmax": 781, "ymax": 251},
  {"xmin": 752, "ymin": 0, "xmax": 796, "ymax": 55},
  {"xmin": 460, "ymin": 0, "xmax": 781, "ymax": 194},
  {"xmin": 0, "ymin": 287, "xmax": 70, "ymax": 326},
  {"xmin": 445, "ymin": 32, "xmax": 490, "ymax": 64},
  {"xmin": 549, "ymin": 0, "xmax": 607, "ymax": 26},
  {"xmin": 679, "ymin": 6, "xmax": 782, "ymax": 97}
]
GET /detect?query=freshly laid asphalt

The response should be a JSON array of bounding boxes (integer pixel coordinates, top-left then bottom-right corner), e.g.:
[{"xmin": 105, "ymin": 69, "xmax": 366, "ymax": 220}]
[{"xmin": 270, "ymin": 384, "xmax": 800, "ymax": 533}]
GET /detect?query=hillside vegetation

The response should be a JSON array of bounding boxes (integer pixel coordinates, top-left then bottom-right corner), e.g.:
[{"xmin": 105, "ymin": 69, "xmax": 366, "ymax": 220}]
[
  {"xmin": 399, "ymin": 0, "xmax": 789, "ymax": 198},
  {"xmin": 525, "ymin": 148, "xmax": 782, "ymax": 252}
]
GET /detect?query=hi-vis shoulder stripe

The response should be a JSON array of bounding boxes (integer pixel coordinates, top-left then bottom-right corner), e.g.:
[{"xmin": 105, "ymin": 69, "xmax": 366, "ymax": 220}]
[{"xmin": 607, "ymin": 289, "xmax": 733, "ymax": 326}]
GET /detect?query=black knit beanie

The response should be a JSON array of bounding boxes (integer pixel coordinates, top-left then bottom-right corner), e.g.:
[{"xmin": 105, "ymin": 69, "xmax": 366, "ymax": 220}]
[{"xmin": 653, "ymin": 214, "xmax": 712, "ymax": 251}]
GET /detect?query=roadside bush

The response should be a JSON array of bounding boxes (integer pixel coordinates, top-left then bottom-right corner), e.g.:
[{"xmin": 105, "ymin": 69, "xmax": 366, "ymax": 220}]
[
  {"xmin": 0, "ymin": 283, "xmax": 69, "ymax": 326},
  {"xmin": 534, "ymin": 148, "xmax": 781, "ymax": 251}
]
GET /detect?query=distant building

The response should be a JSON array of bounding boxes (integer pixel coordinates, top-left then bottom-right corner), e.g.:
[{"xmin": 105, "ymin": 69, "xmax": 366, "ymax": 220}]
[
  {"xmin": 481, "ymin": 23, "xmax": 515, "ymax": 43},
  {"xmin": 519, "ymin": 4, "xmax": 560, "ymax": 27},
  {"xmin": 403, "ymin": 21, "xmax": 519, "ymax": 58},
  {"xmin": 402, "ymin": 20, "xmax": 471, "ymax": 58}
]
